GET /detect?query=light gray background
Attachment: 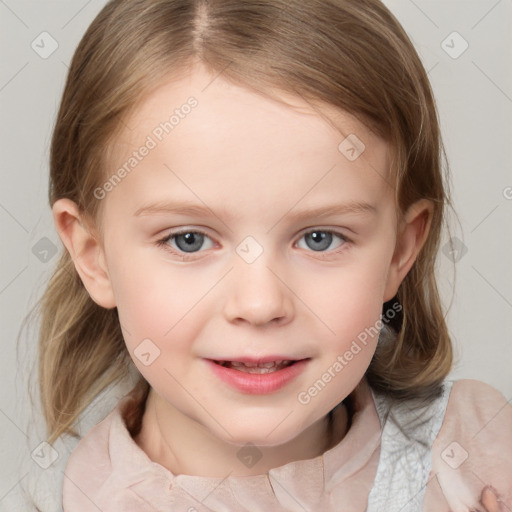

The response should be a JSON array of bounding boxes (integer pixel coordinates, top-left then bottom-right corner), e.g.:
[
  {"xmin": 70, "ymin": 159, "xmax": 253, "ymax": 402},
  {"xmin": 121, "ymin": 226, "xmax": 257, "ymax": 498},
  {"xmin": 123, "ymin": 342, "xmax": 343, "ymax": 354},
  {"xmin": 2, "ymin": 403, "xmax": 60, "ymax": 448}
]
[{"xmin": 1, "ymin": 0, "xmax": 511, "ymax": 509}]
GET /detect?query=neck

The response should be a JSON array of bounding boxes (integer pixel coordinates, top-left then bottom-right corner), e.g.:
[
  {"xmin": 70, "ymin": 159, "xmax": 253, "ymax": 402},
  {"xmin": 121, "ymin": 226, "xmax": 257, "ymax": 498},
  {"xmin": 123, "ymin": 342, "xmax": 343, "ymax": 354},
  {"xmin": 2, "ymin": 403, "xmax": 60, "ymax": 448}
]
[{"xmin": 134, "ymin": 390, "xmax": 349, "ymax": 478}]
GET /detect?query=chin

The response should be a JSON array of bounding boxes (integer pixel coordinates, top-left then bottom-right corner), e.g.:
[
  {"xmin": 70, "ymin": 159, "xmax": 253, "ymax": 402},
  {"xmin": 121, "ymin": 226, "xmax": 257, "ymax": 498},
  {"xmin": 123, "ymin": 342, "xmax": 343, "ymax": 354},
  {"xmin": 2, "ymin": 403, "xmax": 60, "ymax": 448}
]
[{"xmin": 214, "ymin": 419, "xmax": 306, "ymax": 448}]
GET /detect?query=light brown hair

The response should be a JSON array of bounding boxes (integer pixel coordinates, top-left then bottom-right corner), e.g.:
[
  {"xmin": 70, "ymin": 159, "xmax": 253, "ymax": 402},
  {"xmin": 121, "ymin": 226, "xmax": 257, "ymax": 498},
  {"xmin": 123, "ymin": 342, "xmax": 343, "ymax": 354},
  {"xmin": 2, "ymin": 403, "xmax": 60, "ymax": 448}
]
[{"xmin": 33, "ymin": 0, "xmax": 453, "ymax": 444}]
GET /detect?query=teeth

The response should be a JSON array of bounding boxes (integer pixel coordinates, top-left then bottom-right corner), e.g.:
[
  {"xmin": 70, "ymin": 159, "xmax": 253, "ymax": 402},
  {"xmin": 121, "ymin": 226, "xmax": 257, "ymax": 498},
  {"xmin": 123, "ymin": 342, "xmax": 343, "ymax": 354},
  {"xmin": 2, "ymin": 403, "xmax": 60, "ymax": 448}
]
[
  {"xmin": 237, "ymin": 367, "xmax": 276, "ymax": 374},
  {"xmin": 232, "ymin": 361, "xmax": 259, "ymax": 368},
  {"xmin": 218, "ymin": 360, "xmax": 293, "ymax": 373}
]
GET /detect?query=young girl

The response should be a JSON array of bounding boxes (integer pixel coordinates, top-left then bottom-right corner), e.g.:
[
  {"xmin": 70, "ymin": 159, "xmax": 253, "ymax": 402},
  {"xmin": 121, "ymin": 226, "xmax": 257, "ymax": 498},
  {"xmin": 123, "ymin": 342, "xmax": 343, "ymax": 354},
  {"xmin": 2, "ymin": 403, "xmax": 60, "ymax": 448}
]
[{"xmin": 36, "ymin": 0, "xmax": 511, "ymax": 510}]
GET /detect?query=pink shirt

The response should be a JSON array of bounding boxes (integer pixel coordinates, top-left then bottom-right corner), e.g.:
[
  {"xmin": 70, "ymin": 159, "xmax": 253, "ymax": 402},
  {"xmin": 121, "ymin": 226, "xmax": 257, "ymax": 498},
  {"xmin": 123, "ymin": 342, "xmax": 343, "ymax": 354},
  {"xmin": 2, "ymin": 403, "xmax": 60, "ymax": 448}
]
[{"xmin": 63, "ymin": 378, "xmax": 512, "ymax": 511}]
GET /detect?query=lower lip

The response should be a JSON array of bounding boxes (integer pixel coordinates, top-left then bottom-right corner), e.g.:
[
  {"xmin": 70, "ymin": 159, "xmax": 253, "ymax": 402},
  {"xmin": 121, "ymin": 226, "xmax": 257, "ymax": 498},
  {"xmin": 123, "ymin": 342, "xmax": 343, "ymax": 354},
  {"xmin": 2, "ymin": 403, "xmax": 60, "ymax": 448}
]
[{"xmin": 205, "ymin": 359, "xmax": 310, "ymax": 394}]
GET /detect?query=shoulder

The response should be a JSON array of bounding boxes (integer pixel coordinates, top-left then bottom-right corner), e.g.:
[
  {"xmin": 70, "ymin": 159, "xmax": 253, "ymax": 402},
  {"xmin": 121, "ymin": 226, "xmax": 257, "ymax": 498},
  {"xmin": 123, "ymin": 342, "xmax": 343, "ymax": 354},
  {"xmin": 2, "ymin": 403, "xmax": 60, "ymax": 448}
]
[
  {"xmin": 62, "ymin": 396, "xmax": 134, "ymax": 511},
  {"xmin": 62, "ymin": 390, "xmax": 157, "ymax": 512},
  {"xmin": 426, "ymin": 379, "xmax": 512, "ymax": 510},
  {"xmin": 445, "ymin": 378, "xmax": 509, "ymax": 420},
  {"xmin": 436, "ymin": 379, "xmax": 511, "ymax": 454},
  {"xmin": 62, "ymin": 405, "xmax": 117, "ymax": 510}
]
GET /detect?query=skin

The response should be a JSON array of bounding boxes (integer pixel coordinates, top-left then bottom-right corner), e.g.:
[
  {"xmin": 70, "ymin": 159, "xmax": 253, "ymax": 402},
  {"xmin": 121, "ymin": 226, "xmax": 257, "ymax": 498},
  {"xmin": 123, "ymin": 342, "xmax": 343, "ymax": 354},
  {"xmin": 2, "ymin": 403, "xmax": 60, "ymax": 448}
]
[
  {"xmin": 53, "ymin": 62, "xmax": 434, "ymax": 478},
  {"xmin": 480, "ymin": 486, "xmax": 505, "ymax": 512}
]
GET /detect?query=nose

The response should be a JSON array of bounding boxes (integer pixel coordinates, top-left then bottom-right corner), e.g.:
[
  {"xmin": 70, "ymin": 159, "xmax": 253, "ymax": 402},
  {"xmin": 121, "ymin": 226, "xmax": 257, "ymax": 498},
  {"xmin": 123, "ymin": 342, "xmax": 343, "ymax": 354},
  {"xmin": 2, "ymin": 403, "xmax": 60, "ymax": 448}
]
[{"xmin": 223, "ymin": 254, "xmax": 294, "ymax": 327}]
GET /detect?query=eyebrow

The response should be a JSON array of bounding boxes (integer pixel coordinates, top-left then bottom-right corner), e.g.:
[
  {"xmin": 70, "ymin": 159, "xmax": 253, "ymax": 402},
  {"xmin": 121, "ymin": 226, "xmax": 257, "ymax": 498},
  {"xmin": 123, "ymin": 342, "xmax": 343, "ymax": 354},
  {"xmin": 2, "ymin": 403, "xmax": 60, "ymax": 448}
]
[{"xmin": 133, "ymin": 199, "xmax": 376, "ymax": 220}]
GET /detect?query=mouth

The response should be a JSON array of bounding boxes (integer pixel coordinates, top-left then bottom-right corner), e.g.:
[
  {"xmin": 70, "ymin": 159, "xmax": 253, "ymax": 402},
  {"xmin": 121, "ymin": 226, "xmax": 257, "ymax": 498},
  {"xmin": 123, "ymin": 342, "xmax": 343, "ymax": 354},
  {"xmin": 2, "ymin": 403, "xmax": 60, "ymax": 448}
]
[
  {"xmin": 212, "ymin": 359, "xmax": 299, "ymax": 374},
  {"xmin": 205, "ymin": 357, "xmax": 311, "ymax": 394}
]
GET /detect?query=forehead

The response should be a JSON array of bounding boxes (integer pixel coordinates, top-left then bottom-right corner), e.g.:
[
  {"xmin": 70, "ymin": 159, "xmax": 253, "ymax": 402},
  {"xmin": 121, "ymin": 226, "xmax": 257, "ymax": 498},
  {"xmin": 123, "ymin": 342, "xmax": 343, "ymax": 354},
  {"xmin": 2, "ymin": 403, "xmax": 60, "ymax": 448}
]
[{"xmin": 103, "ymin": 63, "xmax": 393, "ymax": 219}]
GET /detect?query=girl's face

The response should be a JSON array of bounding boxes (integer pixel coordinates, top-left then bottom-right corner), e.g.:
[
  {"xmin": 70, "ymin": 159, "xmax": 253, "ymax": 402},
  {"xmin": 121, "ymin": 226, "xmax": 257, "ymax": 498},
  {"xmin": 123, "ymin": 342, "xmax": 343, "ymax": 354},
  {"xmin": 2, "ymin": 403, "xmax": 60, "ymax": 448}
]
[{"xmin": 90, "ymin": 63, "xmax": 416, "ymax": 446}]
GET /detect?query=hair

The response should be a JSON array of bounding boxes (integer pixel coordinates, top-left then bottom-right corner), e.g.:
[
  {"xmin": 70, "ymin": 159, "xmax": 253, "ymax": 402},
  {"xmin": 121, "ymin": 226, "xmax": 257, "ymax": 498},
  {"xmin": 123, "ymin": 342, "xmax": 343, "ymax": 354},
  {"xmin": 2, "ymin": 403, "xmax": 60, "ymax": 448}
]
[{"xmin": 35, "ymin": 0, "xmax": 453, "ymax": 445}]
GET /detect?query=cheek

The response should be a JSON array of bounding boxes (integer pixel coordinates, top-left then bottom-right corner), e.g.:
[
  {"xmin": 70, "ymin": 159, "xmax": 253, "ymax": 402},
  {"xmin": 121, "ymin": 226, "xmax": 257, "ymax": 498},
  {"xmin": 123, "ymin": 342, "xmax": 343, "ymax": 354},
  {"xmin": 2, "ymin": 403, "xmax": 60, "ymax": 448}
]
[
  {"xmin": 106, "ymin": 248, "xmax": 199, "ymax": 348},
  {"xmin": 292, "ymin": 261, "xmax": 389, "ymax": 412},
  {"xmin": 296, "ymin": 252, "xmax": 391, "ymax": 393},
  {"xmin": 304, "ymin": 256, "xmax": 389, "ymax": 334},
  {"xmin": 107, "ymin": 256, "xmax": 209, "ymax": 394}
]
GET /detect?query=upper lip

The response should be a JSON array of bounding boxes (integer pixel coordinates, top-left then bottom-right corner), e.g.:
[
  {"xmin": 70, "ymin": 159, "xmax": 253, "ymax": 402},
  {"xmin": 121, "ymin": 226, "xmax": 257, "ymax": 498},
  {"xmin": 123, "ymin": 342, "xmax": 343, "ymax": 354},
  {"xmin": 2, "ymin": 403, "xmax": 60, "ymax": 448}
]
[{"xmin": 208, "ymin": 355, "xmax": 309, "ymax": 364}]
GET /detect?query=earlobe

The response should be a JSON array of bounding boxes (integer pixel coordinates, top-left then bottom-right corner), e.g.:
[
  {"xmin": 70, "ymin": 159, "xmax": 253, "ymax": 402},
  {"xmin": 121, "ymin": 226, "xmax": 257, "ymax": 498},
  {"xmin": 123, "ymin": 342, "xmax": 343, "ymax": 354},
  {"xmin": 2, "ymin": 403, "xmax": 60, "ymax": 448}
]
[
  {"xmin": 52, "ymin": 198, "xmax": 116, "ymax": 309},
  {"xmin": 383, "ymin": 199, "xmax": 433, "ymax": 302}
]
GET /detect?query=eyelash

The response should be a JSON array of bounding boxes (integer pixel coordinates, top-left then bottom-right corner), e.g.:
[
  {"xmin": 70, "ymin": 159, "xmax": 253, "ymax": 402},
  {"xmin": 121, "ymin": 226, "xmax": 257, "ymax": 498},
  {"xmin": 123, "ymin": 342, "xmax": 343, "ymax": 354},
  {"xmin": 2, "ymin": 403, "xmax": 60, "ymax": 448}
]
[{"xmin": 156, "ymin": 228, "xmax": 352, "ymax": 261}]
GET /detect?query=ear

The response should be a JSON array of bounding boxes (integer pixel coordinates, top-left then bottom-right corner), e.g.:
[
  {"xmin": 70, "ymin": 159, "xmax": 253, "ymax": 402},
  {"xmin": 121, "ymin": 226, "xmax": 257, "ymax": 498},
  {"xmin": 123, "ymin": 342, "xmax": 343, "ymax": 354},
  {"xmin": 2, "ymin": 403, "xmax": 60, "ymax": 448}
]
[
  {"xmin": 383, "ymin": 199, "xmax": 433, "ymax": 302},
  {"xmin": 52, "ymin": 198, "xmax": 116, "ymax": 308}
]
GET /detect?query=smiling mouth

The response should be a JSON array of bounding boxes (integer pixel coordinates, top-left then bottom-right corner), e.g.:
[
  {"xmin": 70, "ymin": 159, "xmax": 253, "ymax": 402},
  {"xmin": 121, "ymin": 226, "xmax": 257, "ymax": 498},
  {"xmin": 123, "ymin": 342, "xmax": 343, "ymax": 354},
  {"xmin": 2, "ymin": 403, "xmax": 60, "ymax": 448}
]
[
  {"xmin": 206, "ymin": 358, "xmax": 311, "ymax": 394},
  {"xmin": 212, "ymin": 360, "xmax": 299, "ymax": 373}
]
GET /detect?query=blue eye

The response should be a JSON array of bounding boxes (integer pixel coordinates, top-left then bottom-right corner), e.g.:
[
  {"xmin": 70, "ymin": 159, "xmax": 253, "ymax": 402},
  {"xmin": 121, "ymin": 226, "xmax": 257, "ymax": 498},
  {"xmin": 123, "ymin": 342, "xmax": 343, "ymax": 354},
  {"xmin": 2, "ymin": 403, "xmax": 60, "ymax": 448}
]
[
  {"xmin": 157, "ymin": 230, "xmax": 214, "ymax": 254},
  {"xmin": 296, "ymin": 230, "xmax": 347, "ymax": 253},
  {"xmin": 156, "ymin": 228, "xmax": 349, "ymax": 259}
]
